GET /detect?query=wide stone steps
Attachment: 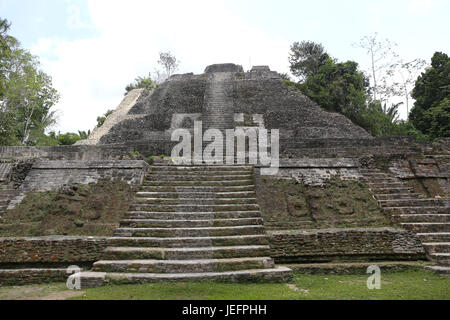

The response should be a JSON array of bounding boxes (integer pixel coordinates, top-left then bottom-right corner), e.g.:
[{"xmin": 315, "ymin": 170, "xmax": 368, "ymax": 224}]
[
  {"xmin": 107, "ymin": 235, "xmax": 270, "ymax": 248},
  {"xmin": 143, "ymin": 180, "xmax": 254, "ymax": 187},
  {"xmin": 364, "ymin": 178, "xmax": 399, "ymax": 184},
  {"xmin": 114, "ymin": 225, "xmax": 266, "ymax": 237},
  {"xmin": 429, "ymin": 253, "xmax": 450, "ymax": 266},
  {"xmin": 367, "ymin": 182, "xmax": 408, "ymax": 189},
  {"xmin": 129, "ymin": 203, "xmax": 260, "ymax": 212},
  {"xmin": 119, "ymin": 218, "xmax": 264, "ymax": 228},
  {"xmin": 369, "ymin": 187, "xmax": 414, "ymax": 194},
  {"xmin": 378, "ymin": 198, "xmax": 450, "ymax": 208},
  {"xmin": 363, "ymin": 168, "xmax": 450, "ymax": 275},
  {"xmin": 147, "ymin": 170, "xmax": 253, "ymax": 176},
  {"xmin": 133, "ymin": 198, "xmax": 257, "ymax": 205},
  {"xmin": 422, "ymin": 243, "xmax": 450, "ymax": 254},
  {"xmin": 124, "ymin": 211, "xmax": 262, "ymax": 220},
  {"xmin": 135, "ymin": 191, "xmax": 256, "ymax": 199},
  {"xmin": 375, "ymin": 193, "xmax": 422, "ymax": 200},
  {"xmin": 425, "ymin": 266, "xmax": 450, "ymax": 276},
  {"xmin": 93, "ymin": 257, "xmax": 275, "ymax": 273},
  {"xmin": 77, "ymin": 267, "xmax": 293, "ymax": 288},
  {"xmin": 139, "ymin": 185, "xmax": 255, "ymax": 192},
  {"xmin": 417, "ymin": 233, "xmax": 450, "ymax": 242},
  {"xmin": 146, "ymin": 175, "xmax": 253, "ymax": 181},
  {"xmin": 149, "ymin": 165, "xmax": 253, "ymax": 171},
  {"xmin": 383, "ymin": 206, "xmax": 450, "ymax": 215},
  {"xmin": 101, "ymin": 245, "xmax": 271, "ymax": 261},
  {"xmin": 391, "ymin": 214, "xmax": 450, "ymax": 223},
  {"xmin": 82, "ymin": 164, "xmax": 292, "ymax": 288},
  {"xmin": 401, "ymin": 222, "xmax": 450, "ymax": 233}
]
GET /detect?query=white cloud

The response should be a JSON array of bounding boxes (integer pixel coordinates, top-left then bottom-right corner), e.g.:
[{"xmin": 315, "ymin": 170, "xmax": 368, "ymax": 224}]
[{"xmin": 31, "ymin": 0, "xmax": 291, "ymax": 133}]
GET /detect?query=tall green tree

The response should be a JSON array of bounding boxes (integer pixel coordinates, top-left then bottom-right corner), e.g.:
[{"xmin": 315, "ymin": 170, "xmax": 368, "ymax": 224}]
[
  {"xmin": 410, "ymin": 52, "xmax": 450, "ymax": 138},
  {"xmin": 289, "ymin": 41, "xmax": 329, "ymax": 82},
  {"xmin": 0, "ymin": 18, "xmax": 59, "ymax": 146},
  {"xmin": 298, "ymin": 57, "xmax": 369, "ymax": 125}
]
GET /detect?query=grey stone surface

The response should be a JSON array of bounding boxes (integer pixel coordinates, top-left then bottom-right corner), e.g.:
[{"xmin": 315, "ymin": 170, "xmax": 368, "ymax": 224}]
[
  {"xmin": 92, "ymin": 63, "xmax": 371, "ymax": 146},
  {"xmin": 7, "ymin": 160, "xmax": 148, "ymax": 209}
]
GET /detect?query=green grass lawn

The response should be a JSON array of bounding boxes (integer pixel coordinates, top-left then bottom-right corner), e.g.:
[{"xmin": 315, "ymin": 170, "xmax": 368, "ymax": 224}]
[
  {"xmin": 0, "ymin": 270, "xmax": 448, "ymax": 300},
  {"xmin": 71, "ymin": 270, "xmax": 449, "ymax": 300}
]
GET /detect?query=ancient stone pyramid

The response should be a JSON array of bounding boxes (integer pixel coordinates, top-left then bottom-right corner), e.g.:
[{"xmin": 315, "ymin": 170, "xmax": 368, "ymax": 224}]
[{"xmin": 79, "ymin": 63, "xmax": 370, "ymax": 146}]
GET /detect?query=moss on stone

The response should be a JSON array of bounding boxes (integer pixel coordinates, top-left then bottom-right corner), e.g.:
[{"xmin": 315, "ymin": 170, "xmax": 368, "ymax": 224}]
[
  {"xmin": 257, "ymin": 176, "xmax": 392, "ymax": 230},
  {"xmin": 0, "ymin": 179, "xmax": 135, "ymax": 237}
]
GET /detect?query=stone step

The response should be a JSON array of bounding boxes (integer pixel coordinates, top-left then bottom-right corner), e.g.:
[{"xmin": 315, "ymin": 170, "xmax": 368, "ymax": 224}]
[
  {"xmin": 367, "ymin": 182, "xmax": 407, "ymax": 189},
  {"xmin": 369, "ymin": 187, "xmax": 414, "ymax": 194},
  {"xmin": 77, "ymin": 267, "xmax": 293, "ymax": 288},
  {"xmin": 129, "ymin": 203, "xmax": 260, "ymax": 212},
  {"xmin": 425, "ymin": 266, "xmax": 450, "ymax": 276},
  {"xmin": 107, "ymin": 235, "xmax": 270, "ymax": 248},
  {"xmin": 365, "ymin": 178, "xmax": 399, "ymax": 183},
  {"xmin": 113, "ymin": 225, "xmax": 266, "ymax": 237},
  {"xmin": 93, "ymin": 257, "xmax": 275, "ymax": 273},
  {"xmin": 422, "ymin": 242, "xmax": 450, "ymax": 254},
  {"xmin": 391, "ymin": 214, "xmax": 450, "ymax": 223},
  {"xmin": 361, "ymin": 173, "xmax": 392, "ymax": 178},
  {"xmin": 383, "ymin": 206, "xmax": 450, "ymax": 215},
  {"xmin": 0, "ymin": 190, "xmax": 17, "ymax": 196},
  {"xmin": 119, "ymin": 218, "xmax": 264, "ymax": 228},
  {"xmin": 133, "ymin": 198, "xmax": 257, "ymax": 205},
  {"xmin": 143, "ymin": 180, "xmax": 254, "ymax": 187},
  {"xmin": 375, "ymin": 193, "xmax": 422, "ymax": 200},
  {"xmin": 150, "ymin": 165, "xmax": 253, "ymax": 171},
  {"xmin": 148, "ymin": 170, "xmax": 253, "ymax": 176},
  {"xmin": 124, "ymin": 211, "xmax": 262, "ymax": 220},
  {"xmin": 146, "ymin": 175, "xmax": 253, "ymax": 181},
  {"xmin": 139, "ymin": 185, "xmax": 255, "ymax": 193},
  {"xmin": 429, "ymin": 253, "xmax": 450, "ymax": 266},
  {"xmin": 401, "ymin": 222, "xmax": 450, "ymax": 233},
  {"xmin": 135, "ymin": 191, "xmax": 256, "ymax": 199},
  {"xmin": 102, "ymin": 245, "xmax": 271, "ymax": 260},
  {"xmin": 378, "ymin": 198, "xmax": 450, "ymax": 208},
  {"xmin": 417, "ymin": 232, "xmax": 450, "ymax": 242}
]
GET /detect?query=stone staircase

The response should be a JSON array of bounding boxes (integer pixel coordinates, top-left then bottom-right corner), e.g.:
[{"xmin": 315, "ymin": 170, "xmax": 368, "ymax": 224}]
[
  {"xmin": 202, "ymin": 72, "xmax": 235, "ymax": 131},
  {"xmin": 0, "ymin": 162, "xmax": 16, "ymax": 216},
  {"xmin": 361, "ymin": 168, "xmax": 450, "ymax": 276},
  {"xmin": 78, "ymin": 165, "xmax": 292, "ymax": 288},
  {"xmin": 0, "ymin": 183, "xmax": 17, "ymax": 215}
]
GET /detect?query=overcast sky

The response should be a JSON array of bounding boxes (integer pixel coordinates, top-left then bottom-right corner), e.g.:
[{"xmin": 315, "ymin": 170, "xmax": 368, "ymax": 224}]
[{"xmin": 1, "ymin": 0, "xmax": 449, "ymax": 133}]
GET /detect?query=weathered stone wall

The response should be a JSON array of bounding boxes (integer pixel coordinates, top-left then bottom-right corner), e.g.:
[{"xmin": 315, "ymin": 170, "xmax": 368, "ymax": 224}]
[
  {"xmin": 0, "ymin": 137, "xmax": 427, "ymax": 162},
  {"xmin": 388, "ymin": 156, "xmax": 450, "ymax": 196},
  {"xmin": 0, "ymin": 268, "xmax": 68, "ymax": 286},
  {"xmin": 0, "ymin": 229, "xmax": 425, "ymax": 267},
  {"xmin": 0, "ymin": 236, "xmax": 107, "ymax": 265},
  {"xmin": 8, "ymin": 160, "xmax": 148, "ymax": 209},
  {"xmin": 269, "ymin": 228, "xmax": 425, "ymax": 263}
]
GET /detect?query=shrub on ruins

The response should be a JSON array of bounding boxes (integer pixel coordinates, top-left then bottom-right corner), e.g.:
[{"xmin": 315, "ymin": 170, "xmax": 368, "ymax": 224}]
[
  {"xmin": 357, "ymin": 101, "xmax": 427, "ymax": 139},
  {"xmin": 0, "ymin": 19, "xmax": 59, "ymax": 146},
  {"xmin": 409, "ymin": 52, "xmax": 450, "ymax": 139},
  {"xmin": 96, "ymin": 109, "xmax": 114, "ymax": 127},
  {"xmin": 124, "ymin": 73, "xmax": 156, "ymax": 95}
]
